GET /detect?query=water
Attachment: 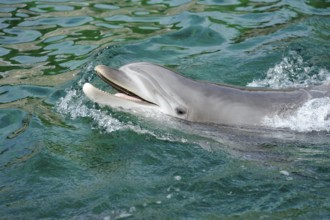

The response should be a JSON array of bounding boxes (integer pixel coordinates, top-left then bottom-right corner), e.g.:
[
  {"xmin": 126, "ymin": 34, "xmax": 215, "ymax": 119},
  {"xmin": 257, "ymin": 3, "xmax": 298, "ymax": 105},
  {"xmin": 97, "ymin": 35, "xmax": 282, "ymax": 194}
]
[{"xmin": 1, "ymin": 0, "xmax": 330, "ymax": 219}]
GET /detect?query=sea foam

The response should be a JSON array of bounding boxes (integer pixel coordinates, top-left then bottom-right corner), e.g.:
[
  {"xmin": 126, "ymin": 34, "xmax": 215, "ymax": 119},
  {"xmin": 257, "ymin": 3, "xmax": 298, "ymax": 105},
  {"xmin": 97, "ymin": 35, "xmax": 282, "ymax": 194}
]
[{"xmin": 248, "ymin": 51, "xmax": 330, "ymax": 132}]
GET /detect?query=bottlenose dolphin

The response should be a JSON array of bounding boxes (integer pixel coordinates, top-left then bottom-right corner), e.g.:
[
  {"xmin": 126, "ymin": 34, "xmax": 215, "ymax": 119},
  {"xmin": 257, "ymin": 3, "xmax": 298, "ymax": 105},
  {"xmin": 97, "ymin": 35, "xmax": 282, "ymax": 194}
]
[{"xmin": 83, "ymin": 62, "xmax": 329, "ymax": 126}]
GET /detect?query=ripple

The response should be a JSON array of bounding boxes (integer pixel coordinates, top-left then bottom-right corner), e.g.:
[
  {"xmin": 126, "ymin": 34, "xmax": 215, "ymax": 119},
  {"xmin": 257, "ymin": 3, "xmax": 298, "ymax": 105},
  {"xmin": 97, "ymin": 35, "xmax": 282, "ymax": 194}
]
[
  {"xmin": 0, "ymin": 47, "xmax": 10, "ymax": 56},
  {"xmin": 153, "ymin": 25, "xmax": 225, "ymax": 47},
  {"xmin": 94, "ymin": 4, "xmax": 119, "ymax": 10},
  {"xmin": 1, "ymin": 28, "xmax": 41, "ymax": 44},
  {"xmin": 11, "ymin": 55, "xmax": 47, "ymax": 64},
  {"xmin": 30, "ymin": 4, "xmax": 75, "ymax": 13},
  {"xmin": 0, "ymin": 109, "xmax": 26, "ymax": 138},
  {"xmin": 0, "ymin": 7, "xmax": 16, "ymax": 13},
  {"xmin": 44, "ymin": 41, "xmax": 97, "ymax": 56},
  {"xmin": 19, "ymin": 16, "xmax": 93, "ymax": 28},
  {"xmin": 0, "ymin": 85, "xmax": 54, "ymax": 103}
]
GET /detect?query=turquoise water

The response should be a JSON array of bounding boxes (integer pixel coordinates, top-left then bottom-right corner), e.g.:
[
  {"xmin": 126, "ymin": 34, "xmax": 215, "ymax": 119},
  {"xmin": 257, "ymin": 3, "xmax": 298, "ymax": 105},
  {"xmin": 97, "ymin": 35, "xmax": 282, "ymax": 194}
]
[{"xmin": 1, "ymin": 0, "xmax": 330, "ymax": 219}]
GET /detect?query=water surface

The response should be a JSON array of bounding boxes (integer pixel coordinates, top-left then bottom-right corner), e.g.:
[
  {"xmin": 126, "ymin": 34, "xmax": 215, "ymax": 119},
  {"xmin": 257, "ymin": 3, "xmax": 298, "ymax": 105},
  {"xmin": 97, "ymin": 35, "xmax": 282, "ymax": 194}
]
[{"xmin": 1, "ymin": 0, "xmax": 330, "ymax": 219}]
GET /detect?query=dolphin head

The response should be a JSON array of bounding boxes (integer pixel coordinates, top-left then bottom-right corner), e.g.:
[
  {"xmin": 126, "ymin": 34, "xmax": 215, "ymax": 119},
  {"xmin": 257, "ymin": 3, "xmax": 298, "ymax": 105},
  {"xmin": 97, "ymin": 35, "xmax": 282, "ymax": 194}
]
[{"xmin": 83, "ymin": 62, "xmax": 193, "ymax": 120}]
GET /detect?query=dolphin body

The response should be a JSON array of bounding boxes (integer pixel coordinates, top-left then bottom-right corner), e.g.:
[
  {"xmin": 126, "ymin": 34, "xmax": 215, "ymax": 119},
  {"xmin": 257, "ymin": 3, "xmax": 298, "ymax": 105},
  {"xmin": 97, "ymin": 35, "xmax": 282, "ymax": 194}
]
[{"xmin": 83, "ymin": 62, "xmax": 328, "ymax": 127}]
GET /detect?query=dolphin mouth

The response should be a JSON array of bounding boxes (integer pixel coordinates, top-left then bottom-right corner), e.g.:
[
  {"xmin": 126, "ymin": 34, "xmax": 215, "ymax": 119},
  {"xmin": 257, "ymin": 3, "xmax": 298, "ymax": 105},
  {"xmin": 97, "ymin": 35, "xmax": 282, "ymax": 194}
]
[
  {"xmin": 95, "ymin": 68, "xmax": 137, "ymax": 99},
  {"xmin": 93, "ymin": 65, "xmax": 155, "ymax": 105}
]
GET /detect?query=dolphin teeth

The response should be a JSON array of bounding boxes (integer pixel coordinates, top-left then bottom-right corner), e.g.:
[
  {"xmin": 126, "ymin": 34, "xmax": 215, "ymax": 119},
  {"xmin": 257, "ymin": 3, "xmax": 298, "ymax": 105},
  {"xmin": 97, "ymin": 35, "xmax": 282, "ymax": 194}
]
[
  {"xmin": 90, "ymin": 86, "xmax": 143, "ymax": 102},
  {"xmin": 83, "ymin": 83, "xmax": 152, "ymax": 105},
  {"xmin": 114, "ymin": 93, "xmax": 143, "ymax": 102}
]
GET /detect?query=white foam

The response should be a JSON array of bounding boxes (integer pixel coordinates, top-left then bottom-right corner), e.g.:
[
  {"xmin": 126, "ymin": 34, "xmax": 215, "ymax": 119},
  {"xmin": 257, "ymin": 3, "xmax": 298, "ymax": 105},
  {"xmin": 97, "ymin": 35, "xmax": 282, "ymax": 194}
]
[
  {"xmin": 55, "ymin": 87, "xmax": 191, "ymax": 143},
  {"xmin": 247, "ymin": 52, "xmax": 330, "ymax": 132},
  {"xmin": 263, "ymin": 97, "xmax": 330, "ymax": 132},
  {"xmin": 166, "ymin": 193, "xmax": 173, "ymax": 199},
  {"xmin": 174, "ymin": 175, "xmax": 182, "ymax": 181},
  {"xmin": 56, "ymin": 88, "xmax": 124, "ymax": 133},
  {"xmin": 248, "ymin": 51, "xmax": 330, "ymax": 89},
  {"xmin": 280, "ymin": 170, "xmax": 290, "ymax": 176}
]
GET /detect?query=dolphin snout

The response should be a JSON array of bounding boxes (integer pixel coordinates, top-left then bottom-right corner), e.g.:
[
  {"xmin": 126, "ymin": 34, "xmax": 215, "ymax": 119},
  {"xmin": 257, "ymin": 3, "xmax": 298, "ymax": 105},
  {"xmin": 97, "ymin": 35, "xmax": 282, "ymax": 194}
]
[{"xmin": 94, "ymin": 65, "xmax": 108, "ymax": 73}]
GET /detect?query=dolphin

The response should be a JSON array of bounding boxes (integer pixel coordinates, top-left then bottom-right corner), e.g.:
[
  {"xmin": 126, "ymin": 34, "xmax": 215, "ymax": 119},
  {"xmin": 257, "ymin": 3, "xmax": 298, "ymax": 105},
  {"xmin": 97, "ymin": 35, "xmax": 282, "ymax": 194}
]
[{"xmin": 83, "ymin": 62, "xmax": 328, "ymax": 126}]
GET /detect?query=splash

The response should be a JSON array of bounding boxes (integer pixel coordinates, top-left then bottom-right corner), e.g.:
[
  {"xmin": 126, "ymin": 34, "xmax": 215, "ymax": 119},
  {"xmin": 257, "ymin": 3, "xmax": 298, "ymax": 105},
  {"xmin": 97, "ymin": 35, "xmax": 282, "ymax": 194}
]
[
  {"xmin": 263, "ymin": 97, "xmax": 330, "ymax": 132},
  {"xmin": 55, "ymin": 85, "xmax": 189, "ymax": 143},
  {"xmin": 56, "ymin": 89, "xmax": 124, "ymax": 133},
  {"xmin": 248, "ymin": 51, "xmax": 330, "ymax": 89},
  {"xmin": 248, "ymin": 51, "xmax": 330, "ymax": 132}
]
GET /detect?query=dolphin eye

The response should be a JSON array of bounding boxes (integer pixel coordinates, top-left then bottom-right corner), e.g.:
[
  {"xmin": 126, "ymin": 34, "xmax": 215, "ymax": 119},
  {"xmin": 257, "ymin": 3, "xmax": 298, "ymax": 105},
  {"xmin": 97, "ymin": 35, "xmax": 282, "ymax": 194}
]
[{"xmin": 175, "ymin": 108, "xmax": 186, "ymax": 116}]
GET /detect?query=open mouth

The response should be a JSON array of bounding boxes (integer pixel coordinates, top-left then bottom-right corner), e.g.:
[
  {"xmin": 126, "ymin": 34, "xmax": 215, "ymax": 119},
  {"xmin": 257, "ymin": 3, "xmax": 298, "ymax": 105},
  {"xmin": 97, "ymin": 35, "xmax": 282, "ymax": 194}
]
[{"xmin": 95, "ymin": 66, "xmax": 154, "ymax": 104}]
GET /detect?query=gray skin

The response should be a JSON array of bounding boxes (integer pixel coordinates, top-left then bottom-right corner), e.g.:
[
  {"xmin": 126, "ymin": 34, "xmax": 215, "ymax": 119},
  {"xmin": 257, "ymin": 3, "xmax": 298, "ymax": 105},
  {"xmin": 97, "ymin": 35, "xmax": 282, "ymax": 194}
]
[{"xmin": 83, "ymin": 62, "xmax": 329, "ymax": 126}]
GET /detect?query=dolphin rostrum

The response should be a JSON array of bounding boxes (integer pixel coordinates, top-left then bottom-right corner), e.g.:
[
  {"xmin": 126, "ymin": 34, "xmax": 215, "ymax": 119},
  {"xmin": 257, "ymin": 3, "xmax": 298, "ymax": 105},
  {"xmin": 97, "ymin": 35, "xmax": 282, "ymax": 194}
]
[{"xmin": 83, "ymin": 62, "xmax": 329, "ymax": 126}]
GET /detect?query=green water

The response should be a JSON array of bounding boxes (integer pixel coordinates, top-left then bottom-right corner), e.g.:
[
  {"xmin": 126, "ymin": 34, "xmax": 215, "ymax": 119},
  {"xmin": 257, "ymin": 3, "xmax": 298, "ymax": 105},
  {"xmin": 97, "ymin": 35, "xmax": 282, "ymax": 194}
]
[{"xmin": 1, "ymin": 0, "xmax": 330, "ymax": 219}]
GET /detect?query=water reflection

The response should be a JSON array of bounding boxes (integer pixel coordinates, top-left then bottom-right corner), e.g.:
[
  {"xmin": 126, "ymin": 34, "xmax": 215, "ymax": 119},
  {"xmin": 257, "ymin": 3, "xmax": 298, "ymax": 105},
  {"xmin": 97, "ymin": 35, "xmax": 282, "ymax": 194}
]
[
  {"xmin": 0, "ymin": 0, "xmax": 205, "ymax": 86},
  {"xmin": 0, "ymin": 1, "xmax": 328, "ymax": 84}
]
